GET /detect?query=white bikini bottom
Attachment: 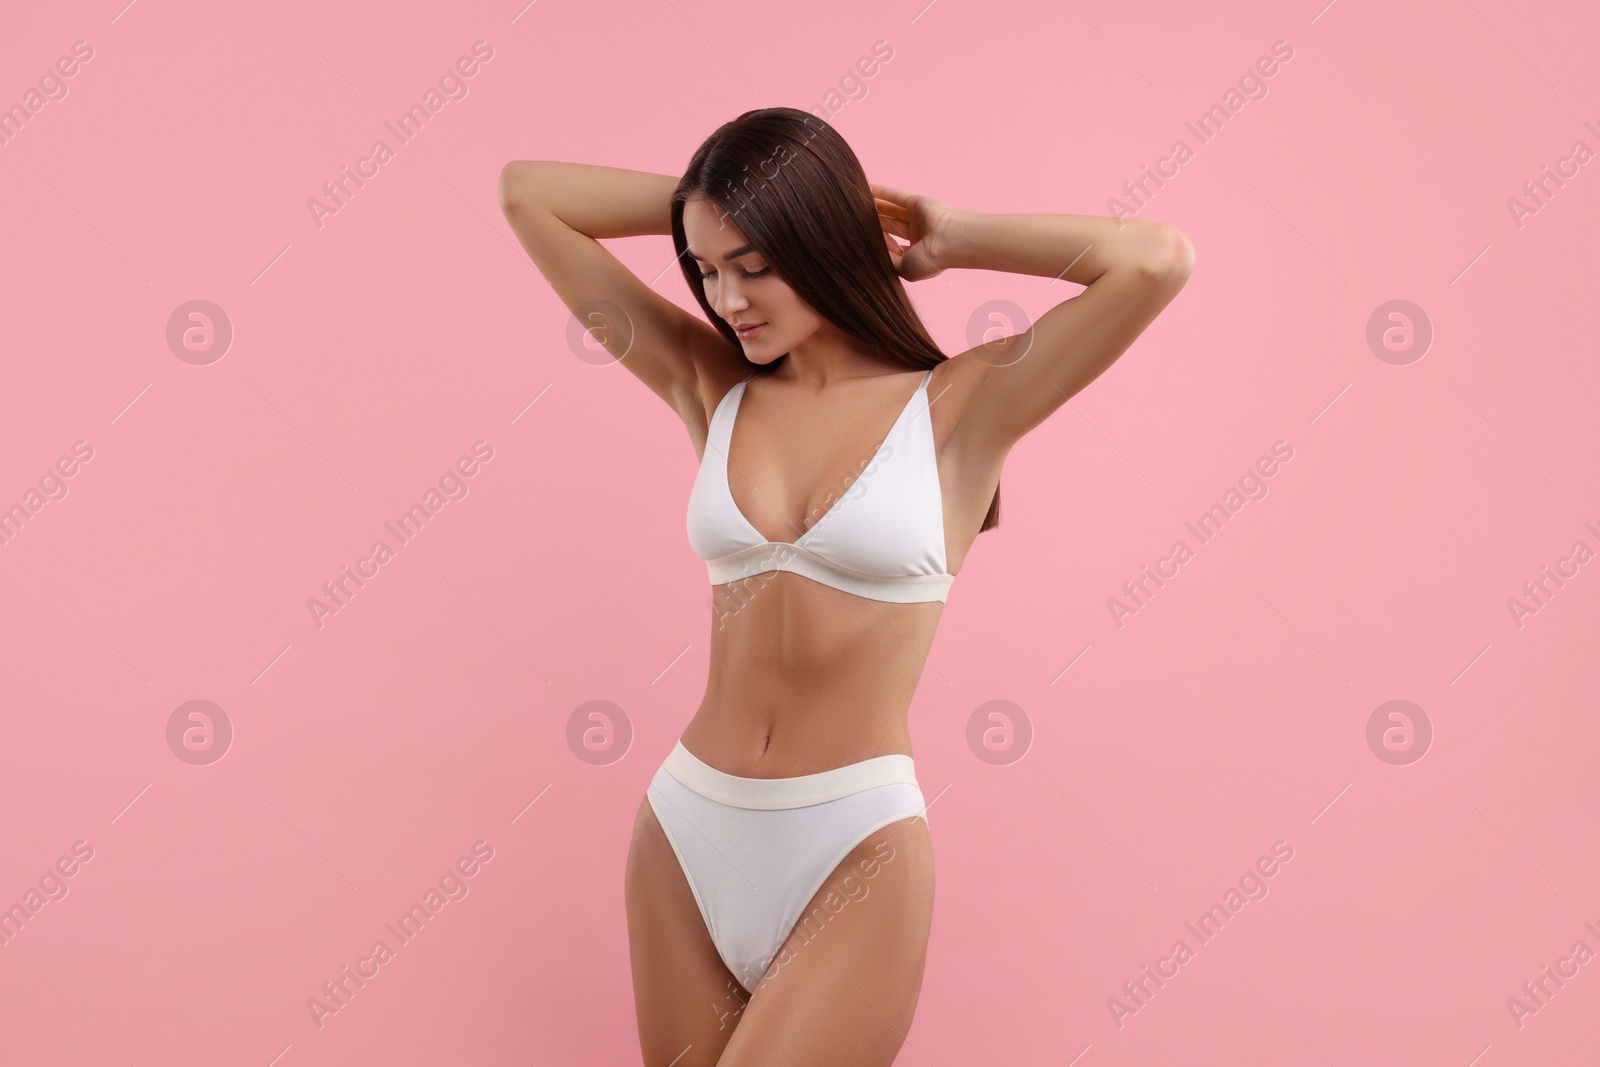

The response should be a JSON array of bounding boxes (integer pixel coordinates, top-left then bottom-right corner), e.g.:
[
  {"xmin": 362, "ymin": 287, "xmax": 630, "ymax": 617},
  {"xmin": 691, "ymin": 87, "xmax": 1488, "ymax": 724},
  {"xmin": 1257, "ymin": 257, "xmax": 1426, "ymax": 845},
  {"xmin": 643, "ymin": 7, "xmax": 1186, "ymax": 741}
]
[{"xmin": 646, "ymin": 740, "xmax": 930, "ymax": 994}]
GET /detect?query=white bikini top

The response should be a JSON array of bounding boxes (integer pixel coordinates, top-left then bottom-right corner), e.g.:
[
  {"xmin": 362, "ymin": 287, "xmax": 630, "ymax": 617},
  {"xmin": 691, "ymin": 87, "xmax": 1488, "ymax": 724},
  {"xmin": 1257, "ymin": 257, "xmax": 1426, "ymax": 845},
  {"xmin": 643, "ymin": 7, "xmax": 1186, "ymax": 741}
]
[{"xmin": 686, "ymin": 366, "xmax": 954, "ymax": 604}]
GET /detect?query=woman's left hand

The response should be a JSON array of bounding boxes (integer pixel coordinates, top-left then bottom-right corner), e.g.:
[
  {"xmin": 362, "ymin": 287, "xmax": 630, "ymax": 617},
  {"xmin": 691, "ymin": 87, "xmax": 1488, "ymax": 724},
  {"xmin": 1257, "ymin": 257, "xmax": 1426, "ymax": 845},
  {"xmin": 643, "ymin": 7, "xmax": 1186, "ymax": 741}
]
[{"xmin": 870, "ymin": 183, "xmax": 957, "ymax": 282}]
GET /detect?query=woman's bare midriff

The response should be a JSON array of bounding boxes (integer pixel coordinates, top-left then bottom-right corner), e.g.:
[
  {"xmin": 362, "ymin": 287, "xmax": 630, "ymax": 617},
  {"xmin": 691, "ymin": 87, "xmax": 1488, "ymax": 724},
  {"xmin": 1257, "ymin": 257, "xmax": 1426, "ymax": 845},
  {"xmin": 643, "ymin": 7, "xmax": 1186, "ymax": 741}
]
[{"xmin": 678, "ymin": 570, "xmax": 946, "ymax": 778}]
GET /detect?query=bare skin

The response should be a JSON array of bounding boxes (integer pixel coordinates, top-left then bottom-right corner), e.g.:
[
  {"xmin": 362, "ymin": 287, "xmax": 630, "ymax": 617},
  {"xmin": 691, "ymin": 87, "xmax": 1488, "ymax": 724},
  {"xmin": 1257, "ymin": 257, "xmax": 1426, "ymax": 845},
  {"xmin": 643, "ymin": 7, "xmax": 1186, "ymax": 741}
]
[{"xmin": 498, "ymin": 159, "xmax": 1194, "ymax": 1064}]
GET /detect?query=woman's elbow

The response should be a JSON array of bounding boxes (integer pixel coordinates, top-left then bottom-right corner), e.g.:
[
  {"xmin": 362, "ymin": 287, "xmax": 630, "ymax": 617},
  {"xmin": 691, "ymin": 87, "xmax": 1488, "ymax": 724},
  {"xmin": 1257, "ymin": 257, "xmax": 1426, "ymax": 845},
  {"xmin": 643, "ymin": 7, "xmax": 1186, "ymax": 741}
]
[
  {"xmin": 497, "ymin": 160, "xmax": 545, "ymax": 216},
  {"xmin": 1141, "ymin": 226, "xmax": 1195, "ymax": 284}
]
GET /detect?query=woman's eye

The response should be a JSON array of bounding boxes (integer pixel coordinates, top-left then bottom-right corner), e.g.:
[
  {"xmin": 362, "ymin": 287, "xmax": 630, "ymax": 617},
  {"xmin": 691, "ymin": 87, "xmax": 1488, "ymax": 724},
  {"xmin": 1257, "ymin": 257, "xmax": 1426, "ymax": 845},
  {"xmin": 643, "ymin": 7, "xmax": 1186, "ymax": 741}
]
[{"xmin": 698, "ymin": 267, "xmax": 771, "ymax": 280}]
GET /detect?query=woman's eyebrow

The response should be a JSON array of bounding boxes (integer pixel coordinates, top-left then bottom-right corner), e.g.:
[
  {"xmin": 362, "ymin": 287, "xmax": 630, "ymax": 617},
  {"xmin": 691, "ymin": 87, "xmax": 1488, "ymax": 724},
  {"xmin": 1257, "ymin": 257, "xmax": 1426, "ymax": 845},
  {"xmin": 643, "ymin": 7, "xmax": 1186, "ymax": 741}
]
[{"xmin": 685, "ymin": 243, "xmax": 756, "ymax": 262}]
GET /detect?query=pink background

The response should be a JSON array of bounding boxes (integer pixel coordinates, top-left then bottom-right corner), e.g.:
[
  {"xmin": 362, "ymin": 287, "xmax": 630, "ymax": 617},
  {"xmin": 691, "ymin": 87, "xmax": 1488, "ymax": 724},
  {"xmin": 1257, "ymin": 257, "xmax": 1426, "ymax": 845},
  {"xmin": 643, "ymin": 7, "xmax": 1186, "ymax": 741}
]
[{"xmin": 2, "ymin": 0, "xmax": 1597, "ymax": 1063}]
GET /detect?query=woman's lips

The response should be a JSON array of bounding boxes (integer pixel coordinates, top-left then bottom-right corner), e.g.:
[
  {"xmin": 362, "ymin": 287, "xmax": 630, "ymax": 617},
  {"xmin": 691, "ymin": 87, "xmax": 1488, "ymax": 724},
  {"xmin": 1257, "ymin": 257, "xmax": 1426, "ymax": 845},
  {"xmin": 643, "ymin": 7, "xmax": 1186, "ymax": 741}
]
[{"xmin": 734, "ymin": 323, "xmax": 766, "ymax": 341}]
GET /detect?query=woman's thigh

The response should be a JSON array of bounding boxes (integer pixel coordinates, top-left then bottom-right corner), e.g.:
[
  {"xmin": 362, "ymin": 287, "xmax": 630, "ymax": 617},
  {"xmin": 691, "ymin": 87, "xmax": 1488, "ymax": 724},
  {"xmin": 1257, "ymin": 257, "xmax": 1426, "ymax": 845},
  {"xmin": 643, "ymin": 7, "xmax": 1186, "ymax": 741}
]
[
  {"xmin": 624, "ymin": 795, "xmax": 748, "ymax": 1066},
  {"xmin": 716, "ymin": 814, "xmax": 936, "ymax": 1067}
]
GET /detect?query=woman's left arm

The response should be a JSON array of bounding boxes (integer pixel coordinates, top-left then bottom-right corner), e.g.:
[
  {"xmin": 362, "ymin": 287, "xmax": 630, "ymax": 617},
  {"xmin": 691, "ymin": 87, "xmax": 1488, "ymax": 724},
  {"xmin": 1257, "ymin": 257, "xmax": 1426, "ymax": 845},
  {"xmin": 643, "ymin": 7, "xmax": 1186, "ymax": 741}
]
[
  {"xmin": 875, "ymin": 185, "xmax": 1193, "ymax": 454},
  {"xmin": 941, "ymin": 207, "xmax": 1193, "ymax": 451}
]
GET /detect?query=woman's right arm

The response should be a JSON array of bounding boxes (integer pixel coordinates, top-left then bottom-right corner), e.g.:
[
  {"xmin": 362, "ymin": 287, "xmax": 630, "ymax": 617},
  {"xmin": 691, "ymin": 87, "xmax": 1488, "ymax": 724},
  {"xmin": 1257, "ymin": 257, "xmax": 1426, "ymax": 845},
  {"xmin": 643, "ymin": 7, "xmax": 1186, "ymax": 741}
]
[{"xmin": 497, "ymin": 160, "xmax": 730, "ymax": 431}]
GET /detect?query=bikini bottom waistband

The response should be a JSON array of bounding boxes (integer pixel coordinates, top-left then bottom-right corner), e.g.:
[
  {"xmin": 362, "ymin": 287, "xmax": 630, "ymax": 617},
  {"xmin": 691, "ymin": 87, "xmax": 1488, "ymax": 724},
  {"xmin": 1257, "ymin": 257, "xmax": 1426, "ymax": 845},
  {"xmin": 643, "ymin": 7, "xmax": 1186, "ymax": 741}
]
[{"xmin": 659, "ymin": 740, "xmax": 921, "ymax": 809}]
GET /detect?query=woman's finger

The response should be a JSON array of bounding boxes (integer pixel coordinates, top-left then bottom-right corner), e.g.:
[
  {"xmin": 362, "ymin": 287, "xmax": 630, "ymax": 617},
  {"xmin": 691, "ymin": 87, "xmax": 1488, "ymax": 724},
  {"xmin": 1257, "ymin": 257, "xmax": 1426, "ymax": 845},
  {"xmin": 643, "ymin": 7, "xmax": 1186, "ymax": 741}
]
[
  {"xmin": 881, "ymin": 230, "xmax": 904, "ymax": 267},
  {"xmin": 873, "ymin": 197, "xmax": 911, "ymax": 221}
]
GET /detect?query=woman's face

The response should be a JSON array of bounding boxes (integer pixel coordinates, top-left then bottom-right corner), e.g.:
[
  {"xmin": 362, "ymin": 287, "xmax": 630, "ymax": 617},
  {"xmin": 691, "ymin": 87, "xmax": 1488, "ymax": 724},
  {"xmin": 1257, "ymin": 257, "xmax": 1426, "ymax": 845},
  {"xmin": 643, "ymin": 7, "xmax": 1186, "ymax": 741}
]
[{"xmin": 683, "ymin": 196, "xmax": 823, "ymax": 363}]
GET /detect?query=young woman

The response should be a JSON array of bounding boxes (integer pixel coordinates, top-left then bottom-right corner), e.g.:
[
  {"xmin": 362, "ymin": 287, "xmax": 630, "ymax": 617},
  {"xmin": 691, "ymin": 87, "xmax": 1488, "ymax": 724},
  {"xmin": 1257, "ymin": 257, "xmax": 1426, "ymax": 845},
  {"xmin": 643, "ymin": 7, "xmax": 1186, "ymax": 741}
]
[{"xmin": 498, "ymin": 107, "xmax": 1192, "ymax": 1066}]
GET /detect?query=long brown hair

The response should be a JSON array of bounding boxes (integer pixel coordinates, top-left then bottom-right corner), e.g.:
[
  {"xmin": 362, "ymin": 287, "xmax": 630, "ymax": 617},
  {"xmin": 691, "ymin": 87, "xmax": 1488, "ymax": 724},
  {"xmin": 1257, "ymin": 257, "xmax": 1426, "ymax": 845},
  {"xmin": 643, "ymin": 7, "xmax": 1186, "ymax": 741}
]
[{"xmin": 670, "ymin": 106, "xmax": 999, "ymax": 533}]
